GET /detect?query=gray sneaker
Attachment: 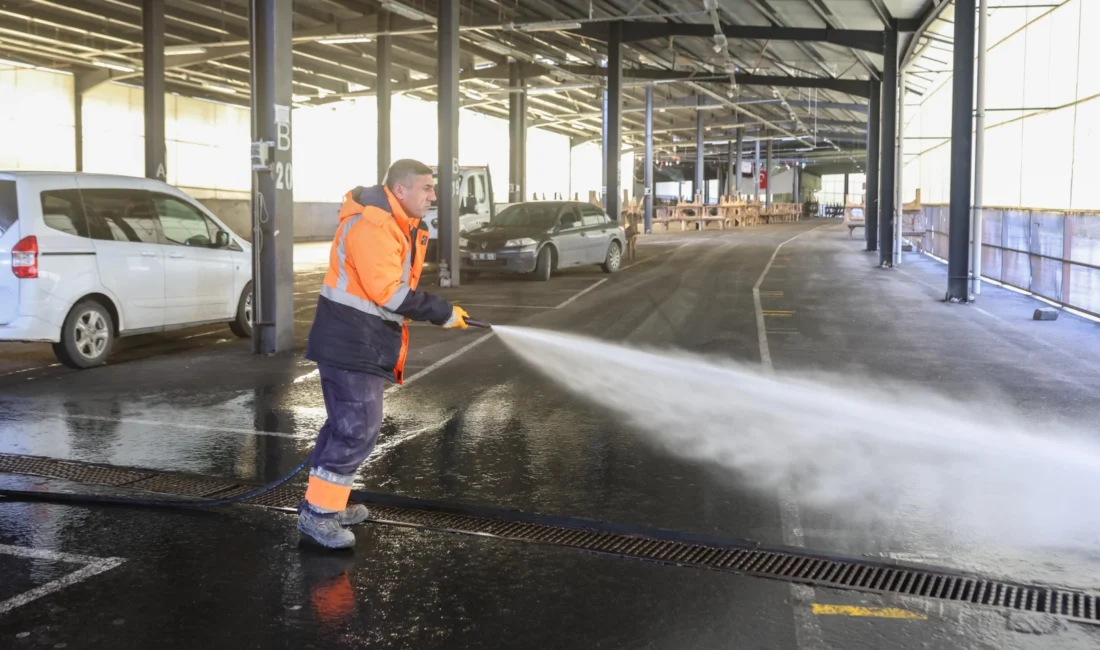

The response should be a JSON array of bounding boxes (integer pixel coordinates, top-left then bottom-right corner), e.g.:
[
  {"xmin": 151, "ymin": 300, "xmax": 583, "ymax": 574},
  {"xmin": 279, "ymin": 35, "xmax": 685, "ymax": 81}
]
[
  {"xmin": 335, "ymin": 504, "xmax": 370, "ymax": 527},
  {"xmin": 298, "ymin": 507, "xmax": 356, "ymax": 549}
]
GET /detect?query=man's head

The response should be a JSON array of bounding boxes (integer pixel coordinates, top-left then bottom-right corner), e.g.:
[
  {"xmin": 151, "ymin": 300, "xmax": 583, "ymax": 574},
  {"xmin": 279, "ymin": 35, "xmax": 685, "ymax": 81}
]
[{"xmin": 384, "ymin": 159, "xmax": 436, "ymax": 219}]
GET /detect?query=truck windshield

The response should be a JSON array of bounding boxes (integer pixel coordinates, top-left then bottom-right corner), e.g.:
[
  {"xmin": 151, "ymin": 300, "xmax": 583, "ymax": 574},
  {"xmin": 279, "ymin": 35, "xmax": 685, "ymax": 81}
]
[
  {"xmin": 0, "ymin": 181, "xmax": 17, "ymax": 236},
  {"xmin": 492, "ymin": 203, "xmax": 559, "ymax": 229}
]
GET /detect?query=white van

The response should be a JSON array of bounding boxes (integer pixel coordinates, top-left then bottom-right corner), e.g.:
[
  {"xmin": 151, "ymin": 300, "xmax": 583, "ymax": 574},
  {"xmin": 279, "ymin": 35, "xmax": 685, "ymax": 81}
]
[{"xmin": 0, "ymin": 172, "xmax": 253, "ymax": 369}]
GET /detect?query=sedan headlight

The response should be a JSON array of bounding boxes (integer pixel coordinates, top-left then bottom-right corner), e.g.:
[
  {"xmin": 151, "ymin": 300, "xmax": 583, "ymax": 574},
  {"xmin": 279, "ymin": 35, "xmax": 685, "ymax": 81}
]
[
  {"xmin": 459, "ymin": 238, "xmax": 470, "ymax": 248},
  {"xmin": 505, "ymin": 238, "xmax": 536, "ymax": 247}
]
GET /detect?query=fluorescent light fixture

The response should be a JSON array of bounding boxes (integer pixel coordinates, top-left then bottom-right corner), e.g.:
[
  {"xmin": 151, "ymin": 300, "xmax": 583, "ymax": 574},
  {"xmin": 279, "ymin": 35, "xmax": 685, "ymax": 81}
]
[
  {"xmin": 0, "ymin": 58, "xmax": 34, "ymax": 69},
  {"xmin": 409, "ymin": 71, "xmax": 430, "ymax": 80},
  {"xmin": 292, "ymin": 94, "xmax": 312, "ymax": 102},
  {"xmin": 519, "ymin": 21, "xmax": 581, "ymax": 32},
  {"xmin": 202, "ymin": 82, "xmax": 237, "ymax": 94},
  {"xmin": 380, "ymin": 1, "xmax": 435, "ymax": 23},
  {"xmin": 347, "ymin": 82, "xmax": 368, "ymax": 92},
  {"xmin": 319, "ymin": 36, "xmax": 373, "ymax": 44},
  {"xmin": 165, "ymin": 46, "xmax": 207, "ymax": 55},
  {"xmin": 94, "ymin": 60, "xmax": 135, "ymax": 73},
  {"xmin": 474, "ymin": 61, "xmax": 496, "ymax": 70}
]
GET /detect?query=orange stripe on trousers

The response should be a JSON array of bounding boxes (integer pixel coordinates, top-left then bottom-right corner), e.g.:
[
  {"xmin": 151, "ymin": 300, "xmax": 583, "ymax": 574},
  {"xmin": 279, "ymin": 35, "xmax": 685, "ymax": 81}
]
[{"xmin": 304, "ymin": 474, "xmax": 351, "ymax": 512}]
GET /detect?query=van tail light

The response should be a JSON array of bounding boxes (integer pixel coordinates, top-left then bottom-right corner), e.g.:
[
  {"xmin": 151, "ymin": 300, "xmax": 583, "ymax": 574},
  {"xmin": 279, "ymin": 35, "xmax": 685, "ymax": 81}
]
[{"xmin": 12, "ymin": 236, "xmax": 38, "ymax": 278}]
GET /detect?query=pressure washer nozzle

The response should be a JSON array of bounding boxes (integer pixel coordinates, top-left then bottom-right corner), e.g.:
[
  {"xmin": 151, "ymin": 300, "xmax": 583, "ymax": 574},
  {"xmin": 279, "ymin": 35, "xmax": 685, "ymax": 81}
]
[{"xmin": 466, "ymin": 318, "xmax": 492, "ymax": 329}]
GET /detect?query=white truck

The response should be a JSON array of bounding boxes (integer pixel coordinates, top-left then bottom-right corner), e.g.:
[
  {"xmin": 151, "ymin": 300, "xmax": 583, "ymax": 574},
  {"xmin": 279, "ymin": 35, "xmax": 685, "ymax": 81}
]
[{"xmin": 425, "ymin": 166, "xmax": 511, "ymax": 257}]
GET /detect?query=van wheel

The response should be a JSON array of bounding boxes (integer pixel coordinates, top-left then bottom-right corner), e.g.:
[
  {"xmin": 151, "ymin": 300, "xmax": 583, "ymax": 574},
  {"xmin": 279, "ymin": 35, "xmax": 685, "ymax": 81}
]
[
  {"xmin": 533, "ymin": 246, "xmax": 552, "ymax": 281},
  {"xmin": 53, "ymin": 300, "xmax": 114, "ymax": 369},
  {"xmin": 229, "ymin": 283, "xmax": 253, "ymax": 338},
  {"xmin": 602, "ymin": 241, "xmax": 622, "ymax": 273}
]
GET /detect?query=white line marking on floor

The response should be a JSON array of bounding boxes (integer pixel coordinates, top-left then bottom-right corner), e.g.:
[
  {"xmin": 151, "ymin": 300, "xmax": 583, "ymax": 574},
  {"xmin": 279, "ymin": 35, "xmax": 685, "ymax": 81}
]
[
  {"xmin": 385, "ymin": 333, "xmax": 496, "ymax": 393},
  {"xmin": 179, "ymin": 330, "xmax": 222, "ymax": 340},
  {"xmin": 752, "ymin": 224, "xmax": 830, "ymax": 650},
  {"xmin": 0, "ymin": 364, "xmax": 61, "ymax": 378},
  {"xmin": 454, "ymin": 303, "xmax": 553, "ymax": 310},
  {"xmin": 554, "ymin": 279, "xmax": 608, "ymax": 309},
  {"xmin": 0, "ymin": 545, "xmax": 125, "ymax": 615},
  {"xmin": 37, "ymin": 414, "xmax": 311, "ymax": 440}
]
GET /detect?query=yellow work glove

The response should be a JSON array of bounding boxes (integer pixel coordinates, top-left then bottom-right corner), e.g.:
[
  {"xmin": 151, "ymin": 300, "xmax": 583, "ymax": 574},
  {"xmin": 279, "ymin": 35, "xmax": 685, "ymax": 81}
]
[{"xmin": 443, "ymin": 306, "xmax": 469, "ymax": 329}]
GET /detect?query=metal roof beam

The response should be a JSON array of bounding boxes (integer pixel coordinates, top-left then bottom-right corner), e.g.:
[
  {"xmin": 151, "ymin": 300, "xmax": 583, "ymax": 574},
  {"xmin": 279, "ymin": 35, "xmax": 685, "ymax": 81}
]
[{"xmin": 576, "ymin": 22, "xmax": 884, "ymax": 55}]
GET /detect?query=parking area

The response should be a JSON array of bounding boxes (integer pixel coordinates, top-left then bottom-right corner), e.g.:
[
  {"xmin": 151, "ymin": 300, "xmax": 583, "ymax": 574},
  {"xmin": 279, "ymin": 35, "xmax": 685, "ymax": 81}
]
[{"xmin": 4, "ymin": 224, "xmax": 1100, "ymax": 649}]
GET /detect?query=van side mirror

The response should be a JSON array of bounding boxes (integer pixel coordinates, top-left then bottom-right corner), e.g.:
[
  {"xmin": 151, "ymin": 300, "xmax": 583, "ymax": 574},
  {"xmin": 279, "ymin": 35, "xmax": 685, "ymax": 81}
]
[{"xmin": 215, "ymin": 231, "xmax": 231, "ymax": 248}]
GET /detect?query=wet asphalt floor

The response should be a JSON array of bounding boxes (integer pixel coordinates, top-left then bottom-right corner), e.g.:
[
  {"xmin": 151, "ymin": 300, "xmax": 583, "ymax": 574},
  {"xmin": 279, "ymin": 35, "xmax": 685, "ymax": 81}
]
[{"xmin": 3, "ymin": 223, "xmax": 1100, "ymax": 649}]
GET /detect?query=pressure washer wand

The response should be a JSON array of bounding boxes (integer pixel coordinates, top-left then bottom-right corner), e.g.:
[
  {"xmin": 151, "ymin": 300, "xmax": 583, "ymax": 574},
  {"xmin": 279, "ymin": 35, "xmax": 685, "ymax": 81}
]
[{"xmin": 466, "ymin": 318, "xmax": 492, "ymax": 329}]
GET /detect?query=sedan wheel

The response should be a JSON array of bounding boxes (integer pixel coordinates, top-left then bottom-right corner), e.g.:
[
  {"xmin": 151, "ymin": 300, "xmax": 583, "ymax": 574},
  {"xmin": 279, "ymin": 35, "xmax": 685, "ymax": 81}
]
[{"xmin": 602, "ymin": 241, "xmax": 622, "ymax": 273}]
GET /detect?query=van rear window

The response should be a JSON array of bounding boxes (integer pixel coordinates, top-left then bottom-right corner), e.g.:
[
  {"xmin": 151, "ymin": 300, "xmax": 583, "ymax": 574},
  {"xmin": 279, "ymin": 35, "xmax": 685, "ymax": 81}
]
[{"xmin": 0, "ymin": 181, "xmax": 16, "ymax": 236}]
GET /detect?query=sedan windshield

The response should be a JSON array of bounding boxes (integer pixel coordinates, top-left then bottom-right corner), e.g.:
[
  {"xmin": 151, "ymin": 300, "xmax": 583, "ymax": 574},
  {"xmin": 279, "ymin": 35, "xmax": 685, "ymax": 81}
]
[{"xmin": 492, "ymin": 204, "xmax": 560, "ymax": 229}]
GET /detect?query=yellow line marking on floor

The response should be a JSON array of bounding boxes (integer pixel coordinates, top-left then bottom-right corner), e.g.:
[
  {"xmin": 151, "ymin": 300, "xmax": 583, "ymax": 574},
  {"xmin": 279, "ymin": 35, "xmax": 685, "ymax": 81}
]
[
  {"xmin": 758, "ymin": 290, "xmax": 784, "ymax": 296},
  {"xmin": 812, "ymin": 604, "xmax": 927, "ymax": 620},
  {"xmin": 762, "ymin": 310, "xmax": 794, "ymax": 316}
]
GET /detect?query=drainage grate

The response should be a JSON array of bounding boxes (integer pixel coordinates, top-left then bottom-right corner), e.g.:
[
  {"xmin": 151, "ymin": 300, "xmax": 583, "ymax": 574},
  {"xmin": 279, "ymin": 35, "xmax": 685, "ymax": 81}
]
[
  {"xmin": 0, "ymin": 453, "xmax": 150, "ymax": 486},
  {"xmin": 2, "ymin": 452, "xmax": 1099, "ymax": 626},
  {"xmin": 123, "ymin": 474, "xmax": 239, "ymax": 498}
]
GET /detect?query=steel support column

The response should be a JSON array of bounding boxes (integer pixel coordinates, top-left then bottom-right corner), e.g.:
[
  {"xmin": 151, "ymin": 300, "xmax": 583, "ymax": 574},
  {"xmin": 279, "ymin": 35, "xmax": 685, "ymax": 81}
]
[
  {"xmin": 865, "ymin": 80, "xmax": 881, "ymax": 252},
  {"xmin": 843, "ymin": 173, "xmax": 849, "ymax": 202},
  {"xmin": 972, "ymin": 0, "xmax": 988, "ymax": 295},
  {"xmin": 74, "ymin": 90, "xmax": 83, "ymax": 172},
  {"xmin": 735, "ymin": 125, "xmax": 743, "ymax": 197},
  {"xmin": 754, "ymin": 139, "xmax": 761, "ymax": 202},
  {"xmin": 879, "ymin": 27, "xmax": 899, "ymax": 267},
  {"xmin": 438, "ymin": 0, "xmax": 461, "ymax": 285},
  {"xmin": 248, "ymin": 0, "xmax": 295, "ymax": 353},
  {"xmin": 376, "ymin": 10, "xmax": 391, "ymax": 184},
  {"xmin": 765, "ymin": 138, "xmax": 773, "ymax": 208},
  {"xmin": 644, "ymin": 83, "xmax": 653, "ymax": 233},
  {"xmin": 509, "ymin": 61, "xmax": 527, "ymax": 204},
  {"xmin": 695, "ymin": 110, "xmax": 704, "ymax": 202},
  {"xmin": 604, "ymin": 21, "xmax": 623, "ymax": 220},
  {"xmin": 142, "ymin": 0, "xmax": 166, "ymax": 181},
  {"xmin": 947, "ymin": 0, "xmax": 977, "ymax": 301},
  {"xmin": 726, "ymin": 140, "xmax": 734, "ymax": 197}
]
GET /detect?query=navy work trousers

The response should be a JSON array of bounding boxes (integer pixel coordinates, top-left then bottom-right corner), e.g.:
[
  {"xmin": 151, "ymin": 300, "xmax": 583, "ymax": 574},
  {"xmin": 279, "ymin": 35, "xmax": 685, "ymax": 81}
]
[{"xmin": 310, "ymin": 362, "xmax": 385, "ymax": 478}]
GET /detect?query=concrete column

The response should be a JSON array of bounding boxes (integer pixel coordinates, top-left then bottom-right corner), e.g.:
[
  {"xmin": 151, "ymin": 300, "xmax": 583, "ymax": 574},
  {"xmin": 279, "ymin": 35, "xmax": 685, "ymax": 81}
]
[
  {"xmin": 879, "ymin": 27, "xmax": 899, "ymax": 267},
  {"xmin": 508, "ymin": 61, "xmax": 527, "ymax": 204},
  {"xmin": 604, "ymin": 22, "xmax": 623, "ymax": 220},
  {"xmin": 376, "ymin": 10, "xmax": 391, "ymax": 184},
  {"xmin": 947, "ymin": 0, "xmax": 977, "ymax": 301},
  {"xmin": 843, "ymin": 173, "xmax": 849, "ymax": 203},
  {"xmin": 644, "ymin": 83, "xmax": 653, "ymax": 233},
  {"xmin": 248, "ymin": 0, "xmax": 295, "ymax": 353},
  {"xmin": 142, "ymin": 0, "xmax": 166, "ymax": 181},
  {"xmin": 695, "ymin": 109, "xmax": 704, "ymax": 202},
  {"xmin": 866, "ymin": 80, "xmax": 881, "ymax": 252},
  {"xmin": 438, "ymin": 0, "xmax": 461, "ymax": 285}
]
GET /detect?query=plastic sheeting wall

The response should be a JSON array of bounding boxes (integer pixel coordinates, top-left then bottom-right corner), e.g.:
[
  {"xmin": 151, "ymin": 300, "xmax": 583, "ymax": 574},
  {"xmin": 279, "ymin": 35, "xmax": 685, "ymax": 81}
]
[
  {"xmin": 919, "ymin": 205, "xmax": 1100, "ymax": 315},
  {"xmin": 902, "ymin": 0, "xmax": 1100, "ymax": 211},
  {"xmin": 1, "ymin": 69, "xmax": 582, "ymax": 207}
]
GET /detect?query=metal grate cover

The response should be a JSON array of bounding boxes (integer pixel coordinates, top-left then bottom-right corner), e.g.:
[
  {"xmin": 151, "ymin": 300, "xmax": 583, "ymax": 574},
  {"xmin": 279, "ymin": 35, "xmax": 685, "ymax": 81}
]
[
  {"xmin": 2, "ymin": 452, "xmax": 1098, "ymax": 626},
  {"xmin": 0, "ymin": 453, "xmax": 150, "ymax": 486}
]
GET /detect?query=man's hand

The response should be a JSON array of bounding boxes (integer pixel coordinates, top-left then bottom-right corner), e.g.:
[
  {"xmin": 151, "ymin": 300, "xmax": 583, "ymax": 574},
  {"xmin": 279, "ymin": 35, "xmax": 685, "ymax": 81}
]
[{"xmin": 443, "ymin": 306, "xmax": 469, "ymax": 330}]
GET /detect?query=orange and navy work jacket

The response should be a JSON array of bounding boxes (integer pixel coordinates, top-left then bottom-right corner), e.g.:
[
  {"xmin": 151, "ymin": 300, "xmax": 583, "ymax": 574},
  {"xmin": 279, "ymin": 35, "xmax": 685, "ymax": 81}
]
[{"xmin": 305, "ymin": 185, "xmax": 451, "ymax": 383}]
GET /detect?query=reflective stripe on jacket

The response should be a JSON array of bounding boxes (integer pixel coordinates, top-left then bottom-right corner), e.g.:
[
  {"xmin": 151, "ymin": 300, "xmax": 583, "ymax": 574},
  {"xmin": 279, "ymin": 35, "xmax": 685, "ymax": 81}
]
[{"xmin": 305, "ymin": 185, "xmax": 452, "ymax": 383}]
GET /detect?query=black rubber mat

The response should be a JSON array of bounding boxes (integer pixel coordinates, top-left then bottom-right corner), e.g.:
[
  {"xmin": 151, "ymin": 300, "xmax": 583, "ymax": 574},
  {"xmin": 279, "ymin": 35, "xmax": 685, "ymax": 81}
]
[{"xmin": 1, "ymin": 452, "xmax": 1097, "ymax": 626}]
